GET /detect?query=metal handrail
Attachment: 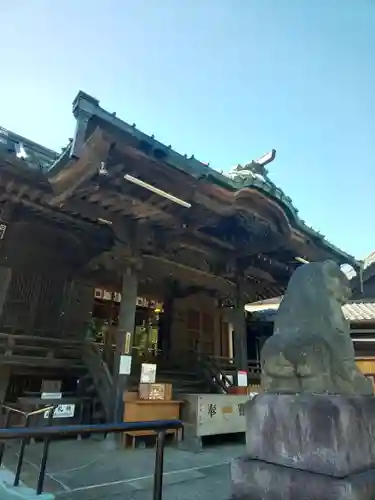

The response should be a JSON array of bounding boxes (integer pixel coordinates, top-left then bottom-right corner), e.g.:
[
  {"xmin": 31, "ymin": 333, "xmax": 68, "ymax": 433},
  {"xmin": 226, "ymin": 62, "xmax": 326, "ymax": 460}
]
[
  {"xmin": 0, "ymin": 404, "xmax": 26, "ymax": 416},
  {"xmin": 0, "ymin": 419, "xmax": 183, "ymax": 499},
  {"xmin": 199, "ymin": 354, "xmax": 233, "ymax": 393},
  {"xmin": 0, "ymin": 404, "xmax": 56, "ymax": 417},
  {"xmin": 0, "ymin": 403, "xmax": 57, "ymax": 489},
  {"xmin": 85, "ymin": 340, "xmax": 113, "ymax": 385},
  {"xmin": 205, "ymin": 355, "xmax": 234, "ymax": 387}
]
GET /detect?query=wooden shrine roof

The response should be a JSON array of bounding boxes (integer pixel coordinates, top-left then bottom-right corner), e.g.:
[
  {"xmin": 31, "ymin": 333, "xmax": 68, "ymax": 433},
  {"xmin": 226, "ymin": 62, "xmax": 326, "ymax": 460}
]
[
  {"xmin": 46, "ymin": 91, "xmax": 357, "ymax": 265},
  {"xmin": 0, "ymin": 125, "xmax": 57, "ymax": 172},
  {"xmin": 0, "ymin": 91, "xmax": 360, "ymax": 301},
  {"xmin": 0, "ymin": 151, "xmax": 114, "ymax": 268}
]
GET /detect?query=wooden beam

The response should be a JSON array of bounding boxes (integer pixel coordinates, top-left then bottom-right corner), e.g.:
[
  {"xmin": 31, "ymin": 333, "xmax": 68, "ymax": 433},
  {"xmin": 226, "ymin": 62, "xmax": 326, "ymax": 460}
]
[
  {"xmin": 113, "ymin": 142, "xmax": 198, "ymax": 197},
  {"xmin": 193, "ymin": 229, "xmax": 235, "ymax": 251},
  {"xmin": 193, "ymin": 190, "xmax": 233, "ymax": 216},
  {"xmin": 49, "ymin": 129, "xmax": 112, "ymax": 204},
  {"xmin": 0, "ymin": 355, "xmax": 83, "ymax": 369},
  {"xmin": 59, "ymin": 194, "xmax": 235, "ymax": 263},
  {"xmin": 142, "ymin": 253, "xmax": 236, "ymax": 295},
  {"xmin": 9, "ymin": 195, "xmax": 105, "ymax": 233},
  {"xmin": 60, "ymin": 192, "xmax": 176, "ymax": 225},
  {"xmin": 88, "ymin": 188, "xmax": 176, "ymax": 222}
]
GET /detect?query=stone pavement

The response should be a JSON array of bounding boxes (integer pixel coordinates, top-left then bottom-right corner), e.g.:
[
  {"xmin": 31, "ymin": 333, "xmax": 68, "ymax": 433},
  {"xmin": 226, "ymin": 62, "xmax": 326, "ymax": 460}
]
[{"xmin": 3, "ymin": 437, "xmax": 244, "ymax": 499}]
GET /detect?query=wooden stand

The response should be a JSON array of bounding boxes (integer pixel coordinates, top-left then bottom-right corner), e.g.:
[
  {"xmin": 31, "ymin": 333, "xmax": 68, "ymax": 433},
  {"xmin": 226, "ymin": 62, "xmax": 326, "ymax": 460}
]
[
  {"xmin": 227, "ymin": 386, "xmax": 247, "ymax": 395},
  {"xmin": 122, "ymin": 396, "xmax": 182, "ymax": 448},
  {"xmin": 123, "ymin": 428, "xmax": 180, "ymax": 449},
  {"xmin": 356, "ymin": 358, "xmax": 375, "ymax": 393}
]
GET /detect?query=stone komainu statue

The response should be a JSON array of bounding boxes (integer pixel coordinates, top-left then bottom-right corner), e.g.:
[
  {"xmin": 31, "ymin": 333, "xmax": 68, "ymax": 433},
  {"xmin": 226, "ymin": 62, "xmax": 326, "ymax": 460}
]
[{"xmin": 261, "ymin": 260, "xmax": 373, "ymax": 395}]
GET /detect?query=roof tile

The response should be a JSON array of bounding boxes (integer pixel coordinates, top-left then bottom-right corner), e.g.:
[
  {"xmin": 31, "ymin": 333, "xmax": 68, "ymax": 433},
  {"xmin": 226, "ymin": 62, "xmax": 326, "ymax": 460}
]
[
  {"xmin": 342, "ymin": 302, "xmax": 375, "ymax": 322},
  {"xmin": 248, "ymin": 300, "xmax": 375, "ymax": 322}
]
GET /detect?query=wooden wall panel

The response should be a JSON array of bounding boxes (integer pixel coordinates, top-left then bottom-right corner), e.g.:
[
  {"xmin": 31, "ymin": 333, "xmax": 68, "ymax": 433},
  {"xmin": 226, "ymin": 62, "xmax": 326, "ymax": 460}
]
[{"xmin": 170, "ymin": 293, "xmax": 223, "ymax": 357}]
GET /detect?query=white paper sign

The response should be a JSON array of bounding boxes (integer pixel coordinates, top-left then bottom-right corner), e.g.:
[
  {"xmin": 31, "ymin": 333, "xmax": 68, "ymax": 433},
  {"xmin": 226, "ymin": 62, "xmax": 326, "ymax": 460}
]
[
  {"xmin": 124, "ymin": 332, "xmax": 132, "ymax": 354},
  {"xmin": 44, "ymin": 404, "xmax": 75, "ymax": 419},
  {"xmin": 237, "ymin": 370, "xmax": 248, "ymax": 387},
  {"xmin": 41, "ymin": 392, "xmax": 62, "ymax": 400},
  {"xmin": 221, "ymin": 374, "xmax": 233, "ymax": 386},
  {"xmin": 119, "ymin": 355, "xmax": 132, "ymax": 375},
  {"xmin": 140, "ymin": 363, "xmax": 157, "ymax": 383}
]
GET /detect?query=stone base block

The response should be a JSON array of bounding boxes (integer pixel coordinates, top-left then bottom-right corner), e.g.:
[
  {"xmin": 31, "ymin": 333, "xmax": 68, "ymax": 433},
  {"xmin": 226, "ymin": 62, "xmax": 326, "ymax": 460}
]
[
  {"xmin": 245, "ymin": 393, "xmax": 375, "ymax": 477},
  {"xmin": 0, "ymin": 469, "xmax": 54, "ymax": 500},
  {"xmin": 231, "ymin": 457, "xmax": 375, "ymax": 500}
]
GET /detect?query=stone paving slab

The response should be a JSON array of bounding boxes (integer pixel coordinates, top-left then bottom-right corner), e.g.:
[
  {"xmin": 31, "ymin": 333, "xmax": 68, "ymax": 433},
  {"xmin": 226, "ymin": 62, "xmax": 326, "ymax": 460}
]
[
  {"xmin": 3, "ymin": 449, "xmax": 65, "ymax": 493},
  {"xmin": 58, "ymin": 464, "xmax": 230, "ymax": 500},
  {"xmin": 3, "ymin": 438, "xmax": 243, "ymax": 499}
]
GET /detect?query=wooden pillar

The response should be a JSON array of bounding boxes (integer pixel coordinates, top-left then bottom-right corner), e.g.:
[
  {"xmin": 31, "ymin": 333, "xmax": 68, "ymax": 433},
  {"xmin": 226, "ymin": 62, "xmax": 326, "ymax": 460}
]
[
  {"xmin": 158, "ymin": 281, "xmax": 177, "ymax": 360},
  {"xmin": 113, "ymin": 266, "xmax": 138, "ymax": 423},
  {"xmin": 0, "ymin": 366, "xmax": 11, "ymax": 403},
  {"xmin": 0, "ymin": 266, "xmax": 12, "ymax": 332},
  {"xmin": 228, "ymin": 323, "xmax": 234, "ymax": 360},
  {"xmin": 0, "ymin": 267, "xmax": 12, "ymax": 320},
  {"xmin": 233, "ymin": 280, "xmax": 248, "ymax": 372},
  {"xmin": 0, "ymin": 267, "xmax": 12, "ymax": 402}
]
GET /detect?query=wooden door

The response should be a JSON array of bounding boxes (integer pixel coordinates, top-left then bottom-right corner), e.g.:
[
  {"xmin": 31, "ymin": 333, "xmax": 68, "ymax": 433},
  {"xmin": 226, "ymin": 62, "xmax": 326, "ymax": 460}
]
[
  {"xmin": 220, "ymin": 320, "xmax": 230, "ymax": 358},
  {"xmin": 201, "ymin": 312, "xmax": 214, "ymax": 355},
  {"xmin": 186, "ymin": 309, "xmax": 201, "ymax": 352},
  {"xmin": 186, "ymin": 309, "xmax": 215, "ymax": 355}
]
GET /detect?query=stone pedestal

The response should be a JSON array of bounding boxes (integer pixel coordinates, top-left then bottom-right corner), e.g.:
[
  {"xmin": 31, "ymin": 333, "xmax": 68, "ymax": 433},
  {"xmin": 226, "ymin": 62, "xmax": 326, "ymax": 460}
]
[
  {"xmin": 231, "ymin": 393, "xmax": 375, "ymax": 500},
  {"xmin": 231, "ymin": 457, "xmax": 375, "ymax": 500}
]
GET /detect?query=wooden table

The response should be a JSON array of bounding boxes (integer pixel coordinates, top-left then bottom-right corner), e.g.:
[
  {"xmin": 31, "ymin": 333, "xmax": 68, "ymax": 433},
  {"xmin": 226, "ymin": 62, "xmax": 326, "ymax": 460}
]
[{"xmin": 123, "ymin": 398, "xmax": 183, "ymax": 448}]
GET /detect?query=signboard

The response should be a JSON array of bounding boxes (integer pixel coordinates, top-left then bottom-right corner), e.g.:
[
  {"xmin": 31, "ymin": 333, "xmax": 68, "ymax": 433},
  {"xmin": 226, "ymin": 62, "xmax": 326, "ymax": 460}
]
[
  {"xmin": 237, "ymin": 370, "xmax": 248, "ymax": 387},
  {"xmin": 119, "ymin": 354, "xmax": 132, "ymax": 375},
  {"xmin": 183, "ymin": 394, "xmax": 259, "ymax": 437},
  {"xmin": 44, "ymin": 404, "xmax": 75, "ymax": 419},
  {"xmin": 124, "ymin": 332, "xmax": 132, "ymax": 354},
  {"xmin": 41, "ymin": 380, "xmax": 62, "ymax": 400},
  {"xmin": 94, "ymin": 289, "xmax": 163, "ymax": 309},
  {"xmin": 140, "ymin": 363, "xmax": 157, "ymax": 384},
  {"xmin": 41, "ymin": 392, "xmax": 62, "ymax": 400}
]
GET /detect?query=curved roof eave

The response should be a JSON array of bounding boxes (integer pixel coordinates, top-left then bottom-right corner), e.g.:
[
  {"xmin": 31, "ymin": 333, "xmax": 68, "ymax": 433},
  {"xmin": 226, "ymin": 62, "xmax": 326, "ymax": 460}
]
[
  {"xmin": 204, "ymin": 170, "xmax": 357, "ymax": 266},
  {"xmin": 52, "ymin": 90, "xmax": 357, "ymax": 267}
]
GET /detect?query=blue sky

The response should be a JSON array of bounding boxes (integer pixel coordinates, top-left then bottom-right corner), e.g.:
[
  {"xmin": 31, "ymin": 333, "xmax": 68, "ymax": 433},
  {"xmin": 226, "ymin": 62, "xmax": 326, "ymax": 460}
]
[{"xmin": 1, "ymin": 1, "xmax": 374, "ymax": 259}]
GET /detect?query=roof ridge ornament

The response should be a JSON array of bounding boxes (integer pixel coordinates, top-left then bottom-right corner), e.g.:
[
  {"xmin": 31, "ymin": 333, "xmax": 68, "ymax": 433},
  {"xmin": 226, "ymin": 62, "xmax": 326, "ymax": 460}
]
[{"xmin": 227, "ymin": 149, "xmax": 276, "ymax": 186}]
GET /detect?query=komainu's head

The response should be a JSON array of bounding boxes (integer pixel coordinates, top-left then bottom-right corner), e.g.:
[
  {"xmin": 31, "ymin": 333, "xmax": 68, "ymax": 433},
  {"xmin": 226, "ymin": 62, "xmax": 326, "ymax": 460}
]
[{"xmin": 274, "ymin": 260, "xmax": 351, "ymax": 334}]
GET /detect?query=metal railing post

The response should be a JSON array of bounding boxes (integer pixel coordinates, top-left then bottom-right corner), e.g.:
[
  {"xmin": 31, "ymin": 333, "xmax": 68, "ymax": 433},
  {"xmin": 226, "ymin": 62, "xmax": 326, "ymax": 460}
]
[
  {"xmin": 13, "ymin": 415, "xmax": 30, "ymax": 486},
  {"xmin": 0, "ymin": 408, "xmax": 11, "ymax": 466},
  {"xmin": 36, "ymin": 410, "xmax": 54, "ymax": 495},
  {"xmin": 153, "ymin": 430, "xmax": 166, "ymax": 500},
  {"xmin": 0, "ymin": 417, "xmax": 182, "ymax": 499}
]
